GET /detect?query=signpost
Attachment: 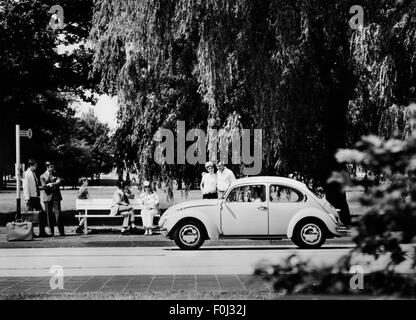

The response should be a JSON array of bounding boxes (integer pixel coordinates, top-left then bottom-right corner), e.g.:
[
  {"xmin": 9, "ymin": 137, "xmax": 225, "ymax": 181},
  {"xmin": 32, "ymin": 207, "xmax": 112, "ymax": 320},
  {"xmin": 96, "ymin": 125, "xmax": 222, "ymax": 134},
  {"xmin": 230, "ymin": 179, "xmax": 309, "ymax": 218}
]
[{"xmin": 15, "ymin": 125, "xmax": 32, "ymax": 218}]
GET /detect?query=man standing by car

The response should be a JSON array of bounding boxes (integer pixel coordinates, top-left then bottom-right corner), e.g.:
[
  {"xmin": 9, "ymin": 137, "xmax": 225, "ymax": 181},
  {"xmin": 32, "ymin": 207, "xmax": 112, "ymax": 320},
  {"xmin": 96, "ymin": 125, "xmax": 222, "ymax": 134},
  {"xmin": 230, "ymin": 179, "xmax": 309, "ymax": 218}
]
[
  {"xmin": 23, "ymin": 159, "xmax": 49, "ymax": 237},
  {"xmin": 216, "ymin": 161, "xmax": 236, "ymax": 198},
  {"xmin": 40, "ymin": 162, "xmax": 65, "ymax": 236}
]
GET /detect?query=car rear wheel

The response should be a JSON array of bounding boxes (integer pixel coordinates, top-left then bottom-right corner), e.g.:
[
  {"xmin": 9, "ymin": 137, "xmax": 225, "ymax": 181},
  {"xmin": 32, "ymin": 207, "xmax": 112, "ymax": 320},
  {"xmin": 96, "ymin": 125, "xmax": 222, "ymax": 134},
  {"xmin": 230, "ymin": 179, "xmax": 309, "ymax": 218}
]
[
  {"xmin": 292, "ymin": 220, "xmax": 326, "ymax": 249},
  {"xmin": 174, "ymin": 220, "xmax": 205, "ymax": 250}
]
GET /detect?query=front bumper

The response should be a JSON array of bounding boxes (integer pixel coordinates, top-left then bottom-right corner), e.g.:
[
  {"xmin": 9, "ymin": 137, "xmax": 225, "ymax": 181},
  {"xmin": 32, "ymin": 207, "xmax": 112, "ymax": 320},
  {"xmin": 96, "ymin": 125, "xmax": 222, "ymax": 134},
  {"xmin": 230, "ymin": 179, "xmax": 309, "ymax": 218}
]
[{"xmin": 158, "ymin": 226, "xmax": 169, "ymax": 237}]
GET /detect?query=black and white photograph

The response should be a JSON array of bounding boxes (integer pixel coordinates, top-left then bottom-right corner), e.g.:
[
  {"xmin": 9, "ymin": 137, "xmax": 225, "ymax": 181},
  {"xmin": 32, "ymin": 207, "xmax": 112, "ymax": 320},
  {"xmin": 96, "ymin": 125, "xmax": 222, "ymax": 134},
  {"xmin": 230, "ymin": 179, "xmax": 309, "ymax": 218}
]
[{"xmin": 0, "ymin": 0, "xmax": 416, "ymax": 307}]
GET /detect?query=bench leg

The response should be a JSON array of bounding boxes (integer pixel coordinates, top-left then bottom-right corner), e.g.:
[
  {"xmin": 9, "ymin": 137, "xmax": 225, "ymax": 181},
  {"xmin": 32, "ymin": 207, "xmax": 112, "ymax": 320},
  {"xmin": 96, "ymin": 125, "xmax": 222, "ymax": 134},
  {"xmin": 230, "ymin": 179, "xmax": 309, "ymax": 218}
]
[{"xmin": 83, "ymin": 210, "xmax": 88, "ymax": 234}]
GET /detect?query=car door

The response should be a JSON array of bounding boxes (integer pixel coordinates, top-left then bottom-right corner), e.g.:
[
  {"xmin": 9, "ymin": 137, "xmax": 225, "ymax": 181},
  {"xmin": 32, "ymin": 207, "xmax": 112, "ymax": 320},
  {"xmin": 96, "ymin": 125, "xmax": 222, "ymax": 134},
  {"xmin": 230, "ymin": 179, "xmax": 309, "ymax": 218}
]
[
  {"xmin": 221, "ymin": 184, "xmax": 269, "ymax": 235},
  {"xmin": 268, "ymin": 184, "xmax": 306, "ymax": 235}
]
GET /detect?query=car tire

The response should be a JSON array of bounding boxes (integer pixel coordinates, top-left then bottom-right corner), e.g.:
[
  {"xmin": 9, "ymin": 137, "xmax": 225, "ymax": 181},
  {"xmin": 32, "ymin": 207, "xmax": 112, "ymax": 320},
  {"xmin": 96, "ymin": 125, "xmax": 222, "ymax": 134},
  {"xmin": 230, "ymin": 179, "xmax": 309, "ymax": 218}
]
[
  {"xmin": 292, "ymin": 219, "xmax": 326, "ymax": 249},
  {"xmin": 173, "ymin": 220, "xmax": 206, "ymax": 250}
]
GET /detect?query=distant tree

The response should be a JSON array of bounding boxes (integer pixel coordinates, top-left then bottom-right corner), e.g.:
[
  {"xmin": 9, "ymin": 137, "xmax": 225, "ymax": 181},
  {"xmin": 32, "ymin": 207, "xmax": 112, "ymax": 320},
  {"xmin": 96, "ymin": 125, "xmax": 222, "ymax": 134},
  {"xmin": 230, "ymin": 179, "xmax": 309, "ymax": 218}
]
[
  {"xmin": 53, "ymin": 110, "xmax": 114, "ymax": 187},
  {"xmin": 74, "ymin": 110, "xmax": 114, "ymax": 180}
]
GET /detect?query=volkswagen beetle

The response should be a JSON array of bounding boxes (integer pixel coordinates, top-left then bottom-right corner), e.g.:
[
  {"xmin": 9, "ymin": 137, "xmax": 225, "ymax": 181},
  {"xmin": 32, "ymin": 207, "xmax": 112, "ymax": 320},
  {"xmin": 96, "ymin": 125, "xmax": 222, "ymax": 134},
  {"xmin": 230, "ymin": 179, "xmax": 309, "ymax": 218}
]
[{"xmin": 158, "ymin": 176, "xmax": 349, "ymax": 249}]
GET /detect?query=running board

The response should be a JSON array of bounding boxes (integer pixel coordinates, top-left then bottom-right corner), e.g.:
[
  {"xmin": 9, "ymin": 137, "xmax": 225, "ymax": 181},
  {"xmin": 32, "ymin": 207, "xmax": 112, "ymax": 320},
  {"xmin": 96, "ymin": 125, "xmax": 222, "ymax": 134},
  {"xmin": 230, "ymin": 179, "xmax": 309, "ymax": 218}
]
[{"xmin": 219, "ymin": 235, "xmax": 286, "ymax": 240}]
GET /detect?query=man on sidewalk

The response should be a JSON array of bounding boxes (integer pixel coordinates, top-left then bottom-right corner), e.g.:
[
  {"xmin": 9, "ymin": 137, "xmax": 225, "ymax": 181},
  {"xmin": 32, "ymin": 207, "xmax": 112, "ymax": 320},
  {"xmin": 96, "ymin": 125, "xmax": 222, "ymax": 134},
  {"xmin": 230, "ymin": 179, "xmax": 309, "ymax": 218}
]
[
  {"xmin": 22, "ymin": 159, "xmax": 49, "ymax": 237},
  {"xmin": 40, "ymin": 162, "xmax": 65, "ymax": 236},
  {"xmin": 216, "ymin": 161, "xmax": 236, "ymax": 198}
]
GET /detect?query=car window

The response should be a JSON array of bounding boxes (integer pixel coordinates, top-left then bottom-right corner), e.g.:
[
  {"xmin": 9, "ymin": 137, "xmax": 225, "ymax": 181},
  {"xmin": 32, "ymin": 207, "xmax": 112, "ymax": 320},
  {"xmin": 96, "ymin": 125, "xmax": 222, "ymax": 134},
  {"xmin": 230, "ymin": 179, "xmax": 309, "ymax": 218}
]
[
  {"xmin": 270, "ymin": 185, "xmax": 303, "ymax": 203},
  {"xmin": 227, "ymin": 185, "xmax": 266, "ymax": 203},
  {"xmin": 308, "ymin": 186, "xmax": 325, "ymax": 199}
]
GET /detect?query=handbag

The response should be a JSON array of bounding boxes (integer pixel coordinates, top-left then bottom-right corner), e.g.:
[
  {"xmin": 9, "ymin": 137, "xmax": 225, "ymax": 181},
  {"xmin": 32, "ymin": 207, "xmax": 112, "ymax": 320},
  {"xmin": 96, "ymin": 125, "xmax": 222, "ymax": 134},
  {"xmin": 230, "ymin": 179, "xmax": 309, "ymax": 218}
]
[
  {"xmin": 44, "ymin": 185, "xmax": 54, "ymax": 196},
  {"xmin": 6, "ymin": 219, "xmax": 33, "ymax": 241},
  {"xmin": 21, "ymin": 211, "xmax": 40, "ymax": 224}
]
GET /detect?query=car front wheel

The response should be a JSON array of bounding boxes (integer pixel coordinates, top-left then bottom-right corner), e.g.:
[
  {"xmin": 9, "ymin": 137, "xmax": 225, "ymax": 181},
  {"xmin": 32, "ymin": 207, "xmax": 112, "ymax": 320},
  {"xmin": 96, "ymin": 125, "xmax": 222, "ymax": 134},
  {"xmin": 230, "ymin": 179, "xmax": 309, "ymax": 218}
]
[
  {"xmin": 292, "ymin": 220, "xmax": 326, "ymax": 249},
  {"xmin": 173, "ymin": 220, "xmax": 205, "ymax": 250}
]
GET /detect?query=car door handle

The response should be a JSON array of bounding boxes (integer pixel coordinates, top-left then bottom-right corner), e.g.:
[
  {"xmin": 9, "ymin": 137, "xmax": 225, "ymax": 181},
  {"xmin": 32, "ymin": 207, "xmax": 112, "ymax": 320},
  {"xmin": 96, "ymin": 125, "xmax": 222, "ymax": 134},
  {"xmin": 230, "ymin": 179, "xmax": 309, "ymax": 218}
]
[{"xmin": 258, "ymin": 206, "xmax": 268, "ymax": 210}]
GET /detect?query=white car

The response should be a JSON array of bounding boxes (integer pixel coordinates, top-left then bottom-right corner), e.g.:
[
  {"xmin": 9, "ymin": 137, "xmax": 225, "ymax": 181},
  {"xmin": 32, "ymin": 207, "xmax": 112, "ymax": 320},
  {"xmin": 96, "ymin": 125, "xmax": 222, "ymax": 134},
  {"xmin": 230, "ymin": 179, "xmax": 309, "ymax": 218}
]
[{"xmin": 158, "ymin": 176, "xmax": 349, "ymax": 250}]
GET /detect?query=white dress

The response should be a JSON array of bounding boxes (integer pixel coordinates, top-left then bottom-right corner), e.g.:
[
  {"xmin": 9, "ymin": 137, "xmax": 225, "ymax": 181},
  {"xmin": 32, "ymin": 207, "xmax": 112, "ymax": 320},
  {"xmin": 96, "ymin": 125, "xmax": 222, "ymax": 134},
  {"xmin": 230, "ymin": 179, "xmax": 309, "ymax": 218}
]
[
  {"xmin": 139, "ymin": 192, "xmax": 159, "ymax": 228},
  {"xmin": 201, "ymin": 172, "xmax": 217, "ymax": 195}
]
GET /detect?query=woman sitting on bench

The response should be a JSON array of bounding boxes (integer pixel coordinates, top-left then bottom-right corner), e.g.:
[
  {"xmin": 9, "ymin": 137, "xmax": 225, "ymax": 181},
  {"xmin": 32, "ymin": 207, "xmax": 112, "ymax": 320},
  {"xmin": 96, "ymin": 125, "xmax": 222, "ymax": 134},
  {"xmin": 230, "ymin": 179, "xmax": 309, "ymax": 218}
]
[
  {"xmin": 111, "ymin": 180, "xmax": 139, "ymax": 235},
  {"xmin": 138, "ymin": 180, "xmax": 159, "ymax": 236},
  {"xmin": 76, "ymin": 177, "xmax": 90, "ymax": 234}
]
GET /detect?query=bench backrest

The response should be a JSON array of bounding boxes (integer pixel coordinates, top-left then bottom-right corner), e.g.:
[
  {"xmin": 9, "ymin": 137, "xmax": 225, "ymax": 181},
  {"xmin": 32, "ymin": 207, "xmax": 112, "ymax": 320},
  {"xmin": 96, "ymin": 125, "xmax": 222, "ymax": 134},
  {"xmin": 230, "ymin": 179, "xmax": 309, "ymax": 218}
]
[
  {"xmin": 76, "ymin": 199, "xmax": 144, "ymax": 210},
  {"xmin": 76, "ymin": 199, "xmax": 114, "ymax": 210}
]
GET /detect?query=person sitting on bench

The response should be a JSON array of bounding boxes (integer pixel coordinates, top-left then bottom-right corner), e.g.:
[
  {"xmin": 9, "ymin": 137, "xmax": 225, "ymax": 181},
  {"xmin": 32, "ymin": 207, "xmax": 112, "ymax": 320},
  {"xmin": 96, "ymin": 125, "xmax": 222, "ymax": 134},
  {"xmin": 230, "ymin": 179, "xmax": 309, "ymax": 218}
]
[
  {"xmin": 138, "ymin": 180, "xmax": 160, "ymax": 236},
  {"xmin": 111, "ymin": 180, "xmax": 139, "ymax": 235},
  {"xmin": 76, "ymin": 177, "xmax": 90, "ymax": 234}
]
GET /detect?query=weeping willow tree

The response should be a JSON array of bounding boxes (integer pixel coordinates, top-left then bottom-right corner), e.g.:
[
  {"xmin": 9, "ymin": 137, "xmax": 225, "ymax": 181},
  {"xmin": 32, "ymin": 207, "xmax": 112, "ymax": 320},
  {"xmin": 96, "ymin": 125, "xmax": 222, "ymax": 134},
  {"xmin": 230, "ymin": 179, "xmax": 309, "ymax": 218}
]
[
  {"xmin": 349, "ymin": 0, "xmax": 416, "ymax": 142},
  {"xmin": 89, "ymin": 0, "xmax": 207, "ymax": 185},
  {"xmin": 91, "ymin": 0, "xmax": 416, "ymax": 222}
]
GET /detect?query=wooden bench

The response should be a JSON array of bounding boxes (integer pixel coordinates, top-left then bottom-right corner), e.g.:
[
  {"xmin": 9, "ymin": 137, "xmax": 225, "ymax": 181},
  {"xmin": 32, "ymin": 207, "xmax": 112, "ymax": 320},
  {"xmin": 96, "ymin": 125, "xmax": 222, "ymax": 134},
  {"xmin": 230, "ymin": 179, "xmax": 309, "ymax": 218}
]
[{"xmin": 75, "ymin": 199, "xmax": 160, "ymax": 234}]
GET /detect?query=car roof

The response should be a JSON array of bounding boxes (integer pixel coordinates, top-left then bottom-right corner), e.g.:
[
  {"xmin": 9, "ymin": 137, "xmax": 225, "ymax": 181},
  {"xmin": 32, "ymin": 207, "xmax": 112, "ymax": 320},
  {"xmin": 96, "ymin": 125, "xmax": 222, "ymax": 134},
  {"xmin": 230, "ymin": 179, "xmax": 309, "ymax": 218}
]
[{"xmin": 230, "ymin": 176, "xmax": 308, "ymax": 191}]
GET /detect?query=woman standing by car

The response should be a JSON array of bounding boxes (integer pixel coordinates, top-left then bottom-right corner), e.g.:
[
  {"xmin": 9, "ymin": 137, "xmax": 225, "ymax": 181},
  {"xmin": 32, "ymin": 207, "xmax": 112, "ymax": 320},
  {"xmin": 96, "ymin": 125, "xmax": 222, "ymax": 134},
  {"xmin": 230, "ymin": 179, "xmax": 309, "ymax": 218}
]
[
  {"xmin": 200, "ymin": 161, "xmax": 217, "ymax": 199},
  {"xmin": 139, "ymin": 180, "xmax": 159, "ymax": 236}
]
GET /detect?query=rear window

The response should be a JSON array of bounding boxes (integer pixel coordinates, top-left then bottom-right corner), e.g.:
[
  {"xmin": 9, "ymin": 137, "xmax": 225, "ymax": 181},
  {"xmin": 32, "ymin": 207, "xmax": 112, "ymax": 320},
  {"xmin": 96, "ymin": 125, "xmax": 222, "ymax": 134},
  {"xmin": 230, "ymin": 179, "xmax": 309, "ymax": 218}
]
[
  {"xmin": 270, "ymin": 185, "xmax": 303, "ymax": 203},
  {"xmin": 308, "ymin": 186, "xmax": 324, "ymax": 199}
]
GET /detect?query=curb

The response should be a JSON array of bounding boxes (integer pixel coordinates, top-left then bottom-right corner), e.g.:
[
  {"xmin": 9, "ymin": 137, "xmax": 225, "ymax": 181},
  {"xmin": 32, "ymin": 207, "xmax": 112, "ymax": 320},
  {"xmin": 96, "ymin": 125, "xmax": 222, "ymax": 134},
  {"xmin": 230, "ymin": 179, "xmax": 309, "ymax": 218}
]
[{"xmin": 0, "ymin": 238, "xmax": 353, "ymax": 249}]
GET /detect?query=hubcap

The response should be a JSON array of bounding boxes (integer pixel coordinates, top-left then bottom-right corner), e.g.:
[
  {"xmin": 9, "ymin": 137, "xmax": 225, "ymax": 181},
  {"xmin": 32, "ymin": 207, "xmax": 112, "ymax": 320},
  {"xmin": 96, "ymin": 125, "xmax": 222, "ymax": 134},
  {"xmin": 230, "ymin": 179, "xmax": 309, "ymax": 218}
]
[
  {"xmin": 180, "ymin": 225, "xmax": 200, "ymax": 245},
  {"xmin": 300, "ymin": 223, "xmax": 321, "ymax": 244}
]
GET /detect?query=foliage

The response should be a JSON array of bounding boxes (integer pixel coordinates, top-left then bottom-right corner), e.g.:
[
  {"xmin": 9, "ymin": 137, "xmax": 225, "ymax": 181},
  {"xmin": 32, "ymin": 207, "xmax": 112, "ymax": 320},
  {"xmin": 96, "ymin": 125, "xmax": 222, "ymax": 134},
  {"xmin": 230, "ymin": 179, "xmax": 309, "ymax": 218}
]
[
  {"xmin": 255, "ymin": 254, "xmax": 416, "ymax": 297},
  {"xmin": 89, "ymin": 0, "xmax": 357, "ymax": 190},
  {"xmin": 348, "ymin": 0, "xmax": 416, "ymax": 143},
  {"xmin": 52, "ymin": 109, "xmax": 114, "ymax": 186},
  {"xmin": 336, "ymin": 130, "xmax": 416, "ymax": 266},
  {"xmin": 0, "ymin": 0, "xmax": 111, "ymax": 185},
  {"xmin": 256, "ymin": 124, "xmax": 416, "ymax": 296},
  {"xmin": 89, "ymin": 0, "xmax": 416, "ymax": 218}
]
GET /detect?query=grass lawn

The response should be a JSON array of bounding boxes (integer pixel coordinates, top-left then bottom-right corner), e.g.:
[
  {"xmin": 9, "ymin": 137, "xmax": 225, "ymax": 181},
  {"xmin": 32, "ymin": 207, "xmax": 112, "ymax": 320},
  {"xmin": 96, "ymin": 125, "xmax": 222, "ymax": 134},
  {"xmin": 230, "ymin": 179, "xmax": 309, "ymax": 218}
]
[
  {"xmin": 0, "ymin": 187, "xmax": 365, "ymax": 215},
  {"xmin": 0, "ymin": 188, "xmax": 203, "ymax": 214}
]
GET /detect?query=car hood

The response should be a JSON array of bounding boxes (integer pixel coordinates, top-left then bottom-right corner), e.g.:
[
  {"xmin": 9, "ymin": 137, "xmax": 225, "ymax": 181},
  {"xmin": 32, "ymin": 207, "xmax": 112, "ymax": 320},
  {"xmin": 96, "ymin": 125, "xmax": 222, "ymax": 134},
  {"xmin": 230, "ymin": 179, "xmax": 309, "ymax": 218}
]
[{"xmin": 165, "ymin": 199, "xmax": 219, "ymax": 213}]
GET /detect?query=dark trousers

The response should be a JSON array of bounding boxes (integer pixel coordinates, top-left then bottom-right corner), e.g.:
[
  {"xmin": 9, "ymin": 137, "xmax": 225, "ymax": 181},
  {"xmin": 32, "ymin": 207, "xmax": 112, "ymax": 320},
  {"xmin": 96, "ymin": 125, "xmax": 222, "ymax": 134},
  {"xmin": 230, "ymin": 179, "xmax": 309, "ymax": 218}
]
[
  {"xmin": 26, "ymin": 197, "xmax": 47, "ymax": 235},
  {"xmin": 44, "ymin": 200, "xmax": 64, "ymax": 236},
  {"xmin": 203, "ymin": 192, "xmax": 218, "ymax": 199}
]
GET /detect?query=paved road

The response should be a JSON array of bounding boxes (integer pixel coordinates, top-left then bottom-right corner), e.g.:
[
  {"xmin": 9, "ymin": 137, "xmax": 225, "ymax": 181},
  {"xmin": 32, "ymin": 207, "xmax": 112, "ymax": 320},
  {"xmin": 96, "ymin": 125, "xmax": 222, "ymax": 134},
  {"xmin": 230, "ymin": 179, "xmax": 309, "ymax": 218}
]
[{"xmin": 0, "ymin": 244, "xmax": 354, "ymax": 277}]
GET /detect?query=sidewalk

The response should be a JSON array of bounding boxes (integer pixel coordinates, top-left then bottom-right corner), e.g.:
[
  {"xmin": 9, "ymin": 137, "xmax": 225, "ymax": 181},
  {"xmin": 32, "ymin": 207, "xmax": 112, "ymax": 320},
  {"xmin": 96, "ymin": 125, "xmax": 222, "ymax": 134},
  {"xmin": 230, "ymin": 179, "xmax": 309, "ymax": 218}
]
[
  {"xmin": 0, "ymin": 274, "xmax": 272, "ymax": 297},
  {"xmin": 0, "ymin": 275, "xmax": 402, "ymax": 300},
  {"xmin": 0, "ymin": 226, "xmax": 352, "ymax": 248}
]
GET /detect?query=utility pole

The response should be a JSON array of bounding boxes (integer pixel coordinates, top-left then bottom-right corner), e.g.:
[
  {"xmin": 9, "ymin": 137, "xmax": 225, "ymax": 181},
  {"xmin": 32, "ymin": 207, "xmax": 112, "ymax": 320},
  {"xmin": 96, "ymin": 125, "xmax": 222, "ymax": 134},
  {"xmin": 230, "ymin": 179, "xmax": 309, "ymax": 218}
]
[{"xmin": 15, "ymin": 125, "xmax": 21, "ymax": 218}]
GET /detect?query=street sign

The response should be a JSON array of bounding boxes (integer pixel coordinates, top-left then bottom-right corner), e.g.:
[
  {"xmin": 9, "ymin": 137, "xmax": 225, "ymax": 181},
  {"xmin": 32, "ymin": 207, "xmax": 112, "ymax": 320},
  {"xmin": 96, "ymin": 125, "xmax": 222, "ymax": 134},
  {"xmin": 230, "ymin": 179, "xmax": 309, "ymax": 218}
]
[{"xmin": 19, "ymin": 129, "xmax": 32, "ymax": 139}]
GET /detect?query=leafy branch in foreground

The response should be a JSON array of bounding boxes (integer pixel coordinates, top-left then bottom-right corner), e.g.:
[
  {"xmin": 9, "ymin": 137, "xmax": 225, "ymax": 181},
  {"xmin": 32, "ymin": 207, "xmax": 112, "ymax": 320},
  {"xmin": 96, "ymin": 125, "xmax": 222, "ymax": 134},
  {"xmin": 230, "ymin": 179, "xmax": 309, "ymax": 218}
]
[
  {"xmin": 336, "ymin": 132, "xmax": 416, "ymax": 267},
  {"xmin": 255, "ymin": 254, "xmax": 416, "ymax": 297},
  {"xmin": 256, "ymin": 118, "xmax": 416, "ymax": 296}
]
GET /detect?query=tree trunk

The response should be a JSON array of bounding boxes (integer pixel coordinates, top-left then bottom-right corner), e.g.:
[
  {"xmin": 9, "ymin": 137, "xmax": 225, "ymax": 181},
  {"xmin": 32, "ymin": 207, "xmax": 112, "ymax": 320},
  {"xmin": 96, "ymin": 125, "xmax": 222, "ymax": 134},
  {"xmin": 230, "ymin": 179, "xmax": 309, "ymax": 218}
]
[
  {"xmin": 308, "ymin": 20, "xmax": 356, "ymax": 226},
  {"xmin": 324, "ymin": 177, "xmax": 351, "ymax": 226}
]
